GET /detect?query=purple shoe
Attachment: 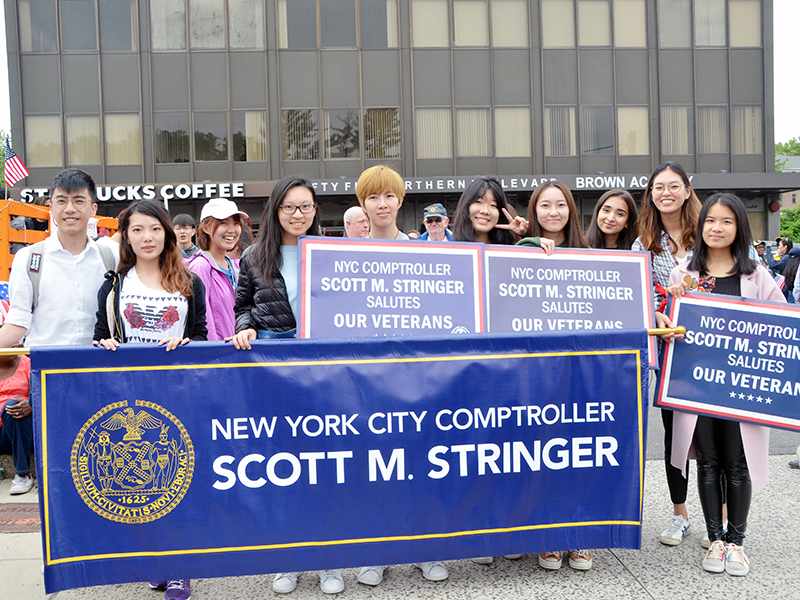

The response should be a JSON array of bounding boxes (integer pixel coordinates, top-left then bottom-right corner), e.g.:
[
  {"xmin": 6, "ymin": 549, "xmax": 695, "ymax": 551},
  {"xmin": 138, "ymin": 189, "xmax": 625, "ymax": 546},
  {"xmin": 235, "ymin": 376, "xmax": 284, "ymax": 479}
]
[
  {"xmin": 164, "ymin": 579, "xmax": 191, "ymax": 600},
  {"xmin": 149, "ymin": 582, "xmax": 167, "ymax": 590}
]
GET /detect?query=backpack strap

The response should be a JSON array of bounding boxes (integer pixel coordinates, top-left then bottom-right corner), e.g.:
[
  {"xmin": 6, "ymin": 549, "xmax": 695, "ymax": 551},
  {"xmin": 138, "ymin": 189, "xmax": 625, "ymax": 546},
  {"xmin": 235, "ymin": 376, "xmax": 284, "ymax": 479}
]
[
  {"xmin": 96, "ymin": 242, "xmax": 116, "ymax": 272},
  {"xmin": 27, "ymin": 241, "xmax": 47, "ymax": 311}
]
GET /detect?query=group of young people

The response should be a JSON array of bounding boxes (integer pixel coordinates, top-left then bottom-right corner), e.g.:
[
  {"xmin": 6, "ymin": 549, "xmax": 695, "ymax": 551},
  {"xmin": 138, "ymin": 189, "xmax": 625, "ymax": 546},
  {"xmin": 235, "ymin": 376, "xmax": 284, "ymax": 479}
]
[{"xmin": 0, "ymin": 160, "xmax": 779, "ymax": 599}]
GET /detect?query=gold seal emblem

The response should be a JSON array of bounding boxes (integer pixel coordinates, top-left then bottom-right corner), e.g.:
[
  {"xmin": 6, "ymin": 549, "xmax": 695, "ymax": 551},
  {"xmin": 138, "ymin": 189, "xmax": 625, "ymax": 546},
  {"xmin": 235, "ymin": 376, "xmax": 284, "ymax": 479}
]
[{"xmin": 70, "ymin": 399, "xmax": 194, "ymax": 524}]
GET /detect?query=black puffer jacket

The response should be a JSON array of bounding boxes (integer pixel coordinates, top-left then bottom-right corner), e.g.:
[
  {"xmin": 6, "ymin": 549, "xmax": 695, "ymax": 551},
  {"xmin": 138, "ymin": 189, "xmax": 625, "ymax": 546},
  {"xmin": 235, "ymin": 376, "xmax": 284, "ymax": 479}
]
[{"xmin": 235, "ymin": 255, "xmax": 296, "ymax": 334}]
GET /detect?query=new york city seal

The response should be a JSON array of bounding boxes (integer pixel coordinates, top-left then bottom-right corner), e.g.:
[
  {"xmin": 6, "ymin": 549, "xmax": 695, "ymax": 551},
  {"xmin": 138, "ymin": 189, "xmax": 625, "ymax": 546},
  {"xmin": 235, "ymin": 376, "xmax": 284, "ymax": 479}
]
[{"xmin": 70, "ymin": 399, "xmax": 194, "ymax": 524}]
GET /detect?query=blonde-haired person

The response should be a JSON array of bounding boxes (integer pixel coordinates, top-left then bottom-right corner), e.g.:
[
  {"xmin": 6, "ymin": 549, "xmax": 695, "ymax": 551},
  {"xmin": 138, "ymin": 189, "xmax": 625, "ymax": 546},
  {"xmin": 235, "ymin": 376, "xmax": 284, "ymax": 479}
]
[
  {"xmin": 185, "ymin": 198, "xmax": 249, "ymax": 340},
  {"xmin": 352, "ymin": 165, "xmax": 448, "ymax": 587}
]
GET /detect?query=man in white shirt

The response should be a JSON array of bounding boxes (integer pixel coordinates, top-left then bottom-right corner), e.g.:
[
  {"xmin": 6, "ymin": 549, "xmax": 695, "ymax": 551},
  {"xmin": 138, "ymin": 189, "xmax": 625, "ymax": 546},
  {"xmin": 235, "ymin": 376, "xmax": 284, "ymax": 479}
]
[{"xmin": 0, "ymin": 169, "xmax": 119, "ymax": 348}]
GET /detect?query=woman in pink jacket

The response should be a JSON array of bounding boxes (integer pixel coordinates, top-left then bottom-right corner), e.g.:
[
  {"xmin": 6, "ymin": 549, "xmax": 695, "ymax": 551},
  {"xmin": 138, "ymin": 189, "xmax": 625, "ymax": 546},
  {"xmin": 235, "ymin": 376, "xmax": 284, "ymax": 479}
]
[
  {"xmin": 665, "ymin": 192, "xmax": 784, "ymax": 577},
  {"xmin": 185, "ymin": 198, "xmax": 248, "ymax": 340}
]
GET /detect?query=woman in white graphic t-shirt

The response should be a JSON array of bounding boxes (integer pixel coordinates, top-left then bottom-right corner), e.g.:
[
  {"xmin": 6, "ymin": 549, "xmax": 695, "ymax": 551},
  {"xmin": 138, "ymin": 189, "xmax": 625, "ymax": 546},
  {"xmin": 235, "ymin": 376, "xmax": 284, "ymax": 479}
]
[{"xmin": 94, "ymin": 199, "xmax": 207, "ymax": 352}]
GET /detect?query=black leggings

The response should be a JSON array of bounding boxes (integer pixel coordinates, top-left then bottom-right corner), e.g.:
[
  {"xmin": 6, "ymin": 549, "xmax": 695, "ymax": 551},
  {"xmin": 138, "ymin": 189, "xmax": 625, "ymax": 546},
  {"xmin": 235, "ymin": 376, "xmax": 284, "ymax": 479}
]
[
  {"xmin": 693, "ymin": 416, "xmax": 751, "ymax": 546},
  {"xmin": 662, "ymin": 408, "xmax": 688, "ymax": 505}
]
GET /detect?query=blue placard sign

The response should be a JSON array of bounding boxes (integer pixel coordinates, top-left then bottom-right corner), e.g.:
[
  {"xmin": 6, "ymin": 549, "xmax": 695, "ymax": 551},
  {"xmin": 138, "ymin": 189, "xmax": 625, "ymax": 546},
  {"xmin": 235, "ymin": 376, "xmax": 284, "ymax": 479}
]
[
  {"xmin": 298, "ymin": 237, "xmax": 483, "ymax": 338},
  {"xmin": 656, "ymin": 293, "xmax": 800, "ymax": 431},
  {"xmin": 483, "ymin": 246, "xmax": 656, "ymax": 366}
]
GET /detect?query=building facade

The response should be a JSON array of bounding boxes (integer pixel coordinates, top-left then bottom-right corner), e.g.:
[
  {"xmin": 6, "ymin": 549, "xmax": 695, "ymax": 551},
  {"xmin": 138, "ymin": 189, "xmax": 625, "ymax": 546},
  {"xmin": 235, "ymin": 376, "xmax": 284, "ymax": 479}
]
[{"xmin": 5, "ymin": 0, "xmax": 797, "ymax": 237}]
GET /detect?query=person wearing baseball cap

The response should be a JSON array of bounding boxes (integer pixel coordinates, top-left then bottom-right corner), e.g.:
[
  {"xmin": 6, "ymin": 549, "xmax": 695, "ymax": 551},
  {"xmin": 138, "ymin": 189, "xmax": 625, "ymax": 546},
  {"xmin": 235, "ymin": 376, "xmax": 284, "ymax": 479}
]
[
  {"xmin": 185, "ymin": 198, "xmax": 250, "ymax": 340},
  {"xmin": 419, "ymin": 203, "xmax": 452, "ymax": 241}
]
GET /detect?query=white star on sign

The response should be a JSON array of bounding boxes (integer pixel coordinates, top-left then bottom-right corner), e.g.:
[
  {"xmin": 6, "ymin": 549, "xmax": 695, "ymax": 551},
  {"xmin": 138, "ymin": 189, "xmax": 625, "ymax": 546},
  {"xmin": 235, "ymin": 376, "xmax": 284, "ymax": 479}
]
[
  {"xmin": 756, "ymin": 396, "xmax": 763, "ymax": 402},
  {"xmin": 765, "ymin": 397, "xmax": 773, "ymax": 404},
  {"xmin": 730, "ymin": 391, "xmax": 736, "ymax": 398},
  {"xmin": 739, "ymin": 393, "xmax": 745, "ymax": 399},
  {"xmin": 747, "ymin": 395, "xmax": 754, "ymax": 401}
]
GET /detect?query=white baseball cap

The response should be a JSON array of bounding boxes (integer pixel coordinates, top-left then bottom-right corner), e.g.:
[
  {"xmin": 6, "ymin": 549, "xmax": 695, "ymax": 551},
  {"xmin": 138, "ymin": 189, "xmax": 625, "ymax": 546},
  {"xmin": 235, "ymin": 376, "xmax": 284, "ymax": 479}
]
[{"xmin": 200, "ymin": 198, "xmax": 249, "ymax": 222}]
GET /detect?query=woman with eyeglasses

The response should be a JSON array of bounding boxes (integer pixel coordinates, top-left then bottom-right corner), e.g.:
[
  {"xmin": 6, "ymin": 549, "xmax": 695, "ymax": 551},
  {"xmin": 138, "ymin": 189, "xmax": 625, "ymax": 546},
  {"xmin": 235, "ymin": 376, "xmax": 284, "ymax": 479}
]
[
  {"xmin": 230, "ymin": 176, "xmax": 321, "ymax": 348},
  {"xmin": 632, "ymin": 162, "xmax": 703, "ymax": 547}
]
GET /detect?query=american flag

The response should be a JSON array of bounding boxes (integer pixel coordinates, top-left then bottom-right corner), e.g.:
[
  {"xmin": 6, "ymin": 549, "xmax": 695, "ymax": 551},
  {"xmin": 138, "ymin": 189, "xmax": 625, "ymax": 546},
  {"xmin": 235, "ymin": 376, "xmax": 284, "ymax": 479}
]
[{"xmin": 4, "ymin": 139, "xmax": 30, "ymax": 187}]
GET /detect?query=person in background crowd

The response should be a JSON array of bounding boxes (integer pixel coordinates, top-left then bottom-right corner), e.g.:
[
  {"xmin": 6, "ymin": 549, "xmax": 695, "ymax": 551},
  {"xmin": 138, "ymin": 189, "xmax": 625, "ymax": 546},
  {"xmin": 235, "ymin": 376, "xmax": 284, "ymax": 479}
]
[
  {"xmin": 10, "ymin": 195, "xmax": 50, "ymax": 254},
  {"xmin": 407, "ymin": 229, "xmax": 420, "ymax": 239},
  {"xmin": 185, "ymin": 198, "xmax": 247, "ymax": 340},
  {"xmin": 766, "ymin": 237, "xmax": 793, "ymax": 275},
  {"xmin": 172, "ymin": 213, "xmax": 200, "ymax": 258},
  {"xmin": 230, "ymin": 177, "xmax": 338, "ymax": 593},
  {"xmin": 665, "ymin": 192, "xmax": 783, "ymax": 577},
  {"xmin": 0, "ymin": 348, "xmax": 33, "ymax": 495},
  {"xmin": 343, "ymin": 205, "xmax": 370, "ymax": 238},
  {"xmin": 419, "ymin": 203, "xmax": 452, "ymax": 241},
  {"xmin": 517, "ymin": 181, "xmax": 589, "ymax": 570},
  {"xmin": 353, "ymin": 165, "xmax": 449, "ymax": 586},
  {"xmin": 753, "ymin": 240, "xmax": 770, "ymax": 270},
  {"xmin": 585, "ymin": 189, "xmax": 639, "ymax": 250},
  {"xmin": 632, "ymin": 161, "xmax": 702, "ymax": 548},
  {"xmin": 94, "ymin": 199, "xmax": 206, "ymax": 600},
  {"xmin": 781, "ymin": 247, "xmax": 800, "ymax": 303}
]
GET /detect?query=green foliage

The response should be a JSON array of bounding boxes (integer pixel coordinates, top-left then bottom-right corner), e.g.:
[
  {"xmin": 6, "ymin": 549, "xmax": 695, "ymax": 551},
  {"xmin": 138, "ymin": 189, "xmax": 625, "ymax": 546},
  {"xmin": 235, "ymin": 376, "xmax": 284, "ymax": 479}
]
[
  {"xmin": 776, "ymin": 156, "xmax": 788, "ymax": 172},
  {"xmin": 781, "ymin": 205, "xmax": 800, "ymax": 241},
  {"xmin": 776, "ymin": 137, "xmax": 800, "ymax": 156}
]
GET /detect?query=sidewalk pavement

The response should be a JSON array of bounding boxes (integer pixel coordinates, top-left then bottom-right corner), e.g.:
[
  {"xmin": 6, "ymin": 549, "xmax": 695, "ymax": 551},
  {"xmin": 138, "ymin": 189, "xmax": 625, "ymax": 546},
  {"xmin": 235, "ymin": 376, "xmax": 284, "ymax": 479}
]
[{"xmin": 3, "ymin": 451, "xmax": 799, "ymax": 600}]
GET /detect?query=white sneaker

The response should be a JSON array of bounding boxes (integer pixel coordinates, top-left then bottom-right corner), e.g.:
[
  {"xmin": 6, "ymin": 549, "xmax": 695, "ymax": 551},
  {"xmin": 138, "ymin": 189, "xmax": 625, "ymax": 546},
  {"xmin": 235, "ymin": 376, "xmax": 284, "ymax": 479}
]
[
  {"xmin": 503, "ymin": 554, "xmax": 523, "ymax": 559},
  {"xmin": 415, "ymin": 561, "xmax": 448, "ymax": 581},
  {"xmin": 357, "ymin": 565, "xmax": 385, "ymax": 586},
  {"xmin": 660, "ymin": 515, "xmax": 690, "ymax": 546},
  {"xmin": 470, "ymin": 556, "xmax": 494, "ymax": 565},
  {"xmin": 702, "ymin": 540, "xmax": 726, "ymax": 573},
  {"xmin": 9, "ymin": 474, "xmax": 34, "ymax": 495},
  {"xmin": 725, "ymin": 543, "xmax": 750, "ymax": 576},
  {"xmin": 272, "ymin": 572, "xmax": 300, "ymax": 593},
  {"xmin": 538, "ymin": 551, "xmax": 562, "ymax": 570},
  {"xmin": 318, "ymin": 570, "xmax": 344, "ymax": 594}
]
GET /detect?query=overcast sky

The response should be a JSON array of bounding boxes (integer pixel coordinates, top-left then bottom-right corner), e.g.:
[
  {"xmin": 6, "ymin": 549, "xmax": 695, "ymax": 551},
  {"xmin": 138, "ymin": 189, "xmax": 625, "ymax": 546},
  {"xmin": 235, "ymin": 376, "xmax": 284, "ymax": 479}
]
[{"xmin": 0, "ymin": 2, "xmax": 797, "ymax": 146}]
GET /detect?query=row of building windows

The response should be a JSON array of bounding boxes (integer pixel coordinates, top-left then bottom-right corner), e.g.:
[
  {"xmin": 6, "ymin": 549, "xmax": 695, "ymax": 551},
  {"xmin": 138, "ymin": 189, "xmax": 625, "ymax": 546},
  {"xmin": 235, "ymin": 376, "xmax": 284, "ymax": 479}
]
[
  {"xmin": 18, "ymin": 0, "xmax": 762, "ymax": 53},
  {"xmin": 23, "ymin": 103, "xmax": 763, "ymax": 168}
]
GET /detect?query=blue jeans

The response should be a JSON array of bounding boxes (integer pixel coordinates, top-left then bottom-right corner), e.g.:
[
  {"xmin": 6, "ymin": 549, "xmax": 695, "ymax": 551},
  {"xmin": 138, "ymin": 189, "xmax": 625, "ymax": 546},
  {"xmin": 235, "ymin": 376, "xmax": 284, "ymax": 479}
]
[
  {"xmin": 257, "ymin": 328, "xmax": 297, "ymax": 339},
  {"xmin": 1, "ymin": 403, "xmax": 34, "ymax": 475}
]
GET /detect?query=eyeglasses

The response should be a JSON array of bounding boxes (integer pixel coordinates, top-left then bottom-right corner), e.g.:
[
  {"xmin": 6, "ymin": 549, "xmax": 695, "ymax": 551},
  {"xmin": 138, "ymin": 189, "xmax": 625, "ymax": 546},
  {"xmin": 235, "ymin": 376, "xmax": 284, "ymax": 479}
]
[
  {"xmin": 651, "ymin": 183, "xmax": 685, "ymax": 194},
  {"xmin": 279, "ymin": 203, "xmax": 316, "ymax": 215},
  {"xmin": 425, "ymin": 217, "xmax": 443, "ymax": 223},
  {"xmin": 52, "ymin": 197, "xmax": 89, "ymax": 208}
]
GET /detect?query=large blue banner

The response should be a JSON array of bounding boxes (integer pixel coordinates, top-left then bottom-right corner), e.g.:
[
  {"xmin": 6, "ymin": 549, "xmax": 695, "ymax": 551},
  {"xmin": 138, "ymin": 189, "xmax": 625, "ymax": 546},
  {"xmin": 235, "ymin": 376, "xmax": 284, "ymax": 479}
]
[
  {"xmin": 656, "ymin": 293, "xmax": 800, "ymax": 431},
  {"xmin": 34, "ymin": 331, "xmax": 648, "ymax": 593}
]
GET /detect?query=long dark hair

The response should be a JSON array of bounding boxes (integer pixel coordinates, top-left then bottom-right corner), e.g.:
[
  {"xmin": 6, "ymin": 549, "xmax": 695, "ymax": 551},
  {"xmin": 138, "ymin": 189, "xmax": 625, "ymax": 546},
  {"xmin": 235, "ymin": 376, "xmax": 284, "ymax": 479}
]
[
  {"xmin": 246, "ymin": 176, "xmax": 321, "ymax": 287},
  {"xmin": 638, "ymin": 161, "xmax": 702, "ymax": 254},
  {"xmin": 688, "ymin": 193, "xmax": 756, "ymax": 276},
  {"xmin": 526, "ymin": 181, "xmax": 587, "ymax": 248},
  {"xmin": 118, "ymin": 200, "xmax": 193, "ymax": 297},
  {"xmin": 784, "ymin": 255, "xmax": 800, "ymax": 293},
  {"xmin": 452, "ymin": 176, "xmax": 517, "ymax": 244},
  {"xmin": 585, "ymin": 189, "xmax": 639, "ymax": 250}
]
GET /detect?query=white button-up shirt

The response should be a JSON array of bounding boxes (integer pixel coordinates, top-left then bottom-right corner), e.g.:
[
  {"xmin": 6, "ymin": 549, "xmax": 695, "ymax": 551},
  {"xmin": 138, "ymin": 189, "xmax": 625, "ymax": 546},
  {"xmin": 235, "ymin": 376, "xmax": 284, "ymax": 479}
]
[{"xmin": 7, "ymin": 235, "xmax": 119, "ymax": 347}]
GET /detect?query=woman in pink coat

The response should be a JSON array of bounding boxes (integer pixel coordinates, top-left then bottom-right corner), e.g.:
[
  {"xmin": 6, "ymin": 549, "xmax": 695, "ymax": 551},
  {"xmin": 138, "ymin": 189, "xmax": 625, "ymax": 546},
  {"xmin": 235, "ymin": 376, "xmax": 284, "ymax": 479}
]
[{"xmin": 665, "ymin": 192, "xmax": 784, "ymax": 578}]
